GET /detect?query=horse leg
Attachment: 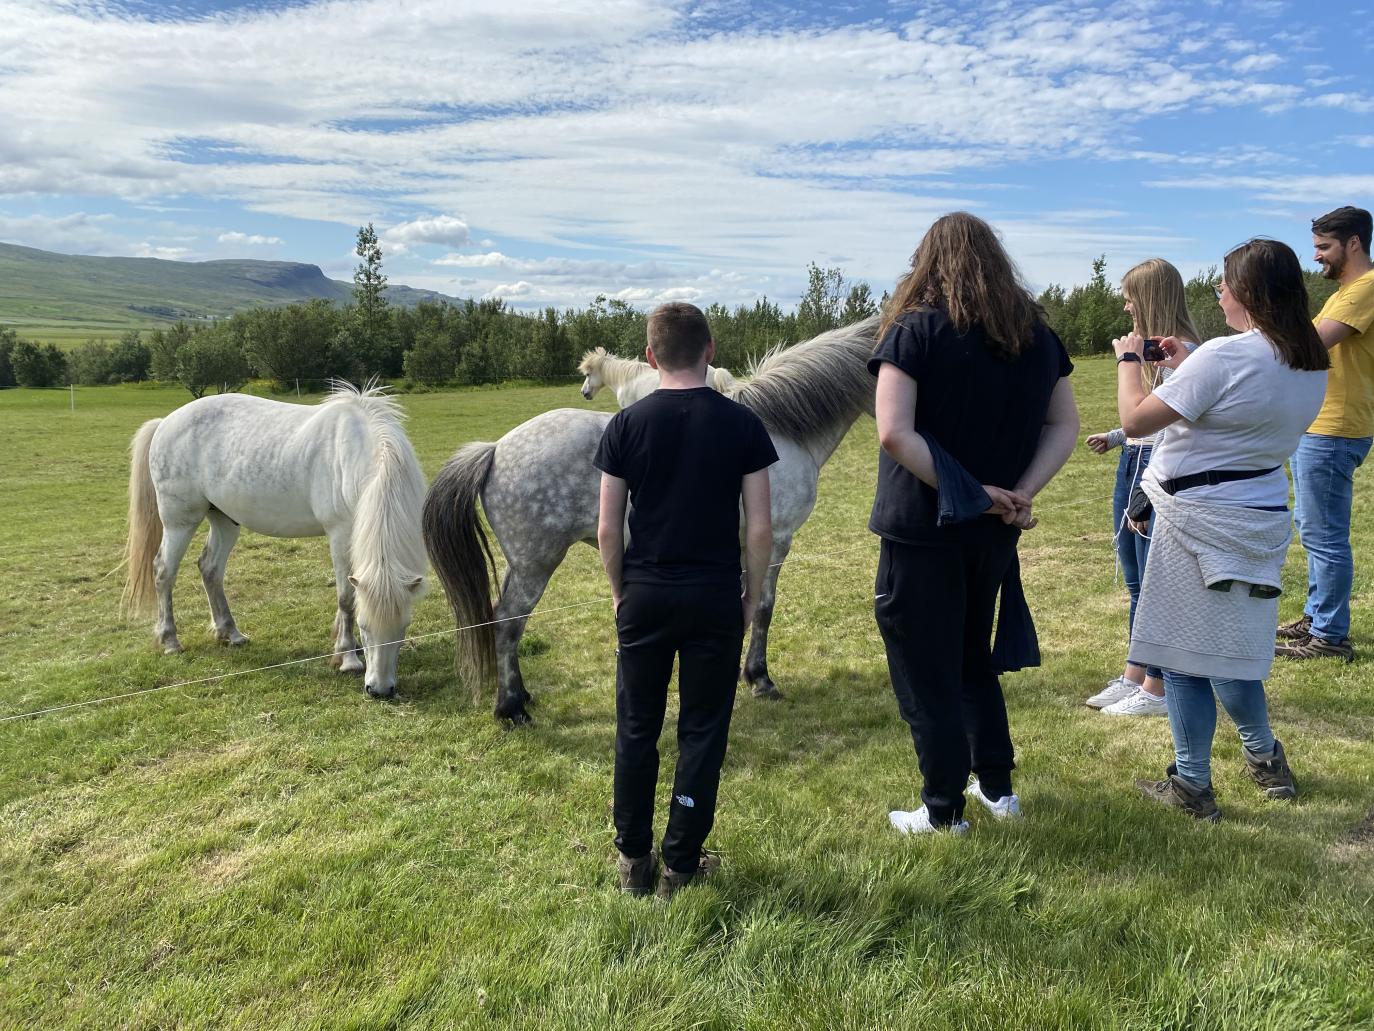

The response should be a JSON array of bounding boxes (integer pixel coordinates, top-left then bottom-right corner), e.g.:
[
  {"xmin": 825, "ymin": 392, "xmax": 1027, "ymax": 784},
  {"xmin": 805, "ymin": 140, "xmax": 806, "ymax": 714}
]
[
  {"xmin": 327, "ymin": 533, "xmax": 365, "ymax": 674},
  {"xmin": 199, "ymin": 510, "xmax": 248, "ymax": 646},
  {"xmin": 743, "ymin": 536, "xmax": 791, "ymax": 699},
  {"xmin": 492, "ymin": 560, "xmax": 560, "ymax": 725},
  {"xmin": 153, "ymin": 522, "xmax": 198, "ymax": 654}
]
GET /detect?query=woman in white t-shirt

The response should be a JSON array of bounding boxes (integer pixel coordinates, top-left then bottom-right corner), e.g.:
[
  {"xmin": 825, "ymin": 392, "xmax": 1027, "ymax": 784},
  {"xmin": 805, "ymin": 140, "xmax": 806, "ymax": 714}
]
[{"xmin": 1111, "ymin": 238, "xmax": 1329, "ymax": 822}]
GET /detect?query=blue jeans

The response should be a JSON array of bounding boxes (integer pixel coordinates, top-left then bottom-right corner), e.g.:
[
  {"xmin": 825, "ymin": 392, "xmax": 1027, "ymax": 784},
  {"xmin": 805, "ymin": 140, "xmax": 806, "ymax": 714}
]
[
  {"xmin": 1162, "ymin": 671, "xmax": 1276, "ymax": 786},
  {"xmin": 1111, "ymin": 444, "xmax": 1161, "ymax": 679},
  {"xmin": 1291, "ymin": 433, "xmax": 1372, "ymax": 642}
]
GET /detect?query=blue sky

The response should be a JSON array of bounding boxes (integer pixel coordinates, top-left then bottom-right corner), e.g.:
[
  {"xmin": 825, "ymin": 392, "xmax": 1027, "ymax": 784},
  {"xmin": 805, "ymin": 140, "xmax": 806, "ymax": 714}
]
[{"xmin": 0, "ymin": 0, "xmax": 1371, "ymax": 310}]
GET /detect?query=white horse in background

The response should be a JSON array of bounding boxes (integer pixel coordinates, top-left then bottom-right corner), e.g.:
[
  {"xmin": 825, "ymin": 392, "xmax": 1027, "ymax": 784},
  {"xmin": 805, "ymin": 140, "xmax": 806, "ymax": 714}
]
[
  {"xmin": 577, "ymin": 347, "xmax": 737, "ymax": 407},
  {"xmin": 123, "ymin": 382, "xmax": 428, "ymax": 698}
]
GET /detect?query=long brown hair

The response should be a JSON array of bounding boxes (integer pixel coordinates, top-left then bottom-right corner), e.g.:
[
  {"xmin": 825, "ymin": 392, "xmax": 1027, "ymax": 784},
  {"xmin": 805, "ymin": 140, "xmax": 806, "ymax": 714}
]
[
  {"xmin": 879, "ymin": 212, "xmax": 1042, "ymax": 359},
  {"xmin": 1223, "ymin": 239, "xmax": 1329, "ymax": 372}
]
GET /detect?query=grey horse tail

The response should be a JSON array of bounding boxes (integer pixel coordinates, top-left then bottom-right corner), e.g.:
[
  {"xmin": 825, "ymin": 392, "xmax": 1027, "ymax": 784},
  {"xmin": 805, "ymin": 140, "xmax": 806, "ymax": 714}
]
[
  {"xmin": 423, "ymin": 441, "xmax": 499, "ymax": 699},
  {"xmin": 122, "ymin": 418, "xmax": 164, "ymax": 617}
]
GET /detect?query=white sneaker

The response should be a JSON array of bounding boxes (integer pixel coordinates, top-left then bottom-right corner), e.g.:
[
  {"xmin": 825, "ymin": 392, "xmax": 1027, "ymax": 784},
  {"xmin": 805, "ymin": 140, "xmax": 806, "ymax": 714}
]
[
  {"xmin": 888, "ymin": 806, "xmax": 970, "ymax": 835},
  {"xmin": 1103, "ymin": 687, "xmax": 1169, "ymax": 717},
  {"xmin": 1086, "ymin": 676, "xmax": 1139, "ymax": 709},
  {"xmin": 966, "ymin": 780, "xmax": 1023, "ymax": 820}
]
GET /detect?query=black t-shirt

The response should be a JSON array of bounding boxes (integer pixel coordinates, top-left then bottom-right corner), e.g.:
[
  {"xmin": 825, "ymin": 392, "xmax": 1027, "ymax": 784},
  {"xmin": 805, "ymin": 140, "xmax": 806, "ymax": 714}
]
[
  {"xmin": 867, "ymin": 306, "xmax": 1073, "ymax": 543},
  {"xmin": 593, "ymin": 387, "xmax": 779, "ymax": 586}
]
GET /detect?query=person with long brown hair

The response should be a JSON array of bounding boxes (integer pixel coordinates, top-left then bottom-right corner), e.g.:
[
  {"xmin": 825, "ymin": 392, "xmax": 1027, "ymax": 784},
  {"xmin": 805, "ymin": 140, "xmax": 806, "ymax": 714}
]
[
  {"xmin": 870, "ymin": 212, "xmax": 1078, "ymax": 833},
  {"xmin": 1114, "ymin": 238, "xmax": 1329, "ymax": 821},
  {"xmin": 1084, "ymin": 258, "xmax": 1202, "ymax": 717}
]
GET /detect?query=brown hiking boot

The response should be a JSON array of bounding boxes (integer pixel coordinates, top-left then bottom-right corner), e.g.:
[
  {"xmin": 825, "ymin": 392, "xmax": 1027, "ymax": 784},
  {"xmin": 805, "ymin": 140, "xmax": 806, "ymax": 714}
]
[
  {"xmin": 1136, "ymin": 773, "xmax": 1222, "ymax": 822},
  {"xmin": 654, "ymin": 851, "xmax": 721, "ymax": 901},
  {"xmin": 1275, "ymin": 634, "xmax": 1355, "ymax": 662},
  {"xmin": 1275, "ymin": 614, "xmax": 1312, "ymax": 641},
  {"xmin": 616, "ymin": 850, "xmax": 657, "ymax": 896},
  {"xmin": 1243, "ymin": 739, "xmax": 1298, "ymax": 800}
]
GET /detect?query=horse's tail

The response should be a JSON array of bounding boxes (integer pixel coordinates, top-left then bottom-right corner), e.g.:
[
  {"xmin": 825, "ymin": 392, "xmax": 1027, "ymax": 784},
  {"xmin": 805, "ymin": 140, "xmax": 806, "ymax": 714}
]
[
  {"xmin": 122, "ymin": 418, "xmax": 163, "ymax": 617},
  {"xmin": 422, "ymin": 441, "xmax": 499, "ymax": 699}
]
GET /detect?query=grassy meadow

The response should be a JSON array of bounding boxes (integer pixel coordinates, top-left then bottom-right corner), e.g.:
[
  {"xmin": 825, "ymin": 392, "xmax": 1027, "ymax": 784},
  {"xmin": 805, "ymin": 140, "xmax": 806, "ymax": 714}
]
[{"xmin": 1, "ymin": 364, "xmax": 1372, "ymax": 1029}]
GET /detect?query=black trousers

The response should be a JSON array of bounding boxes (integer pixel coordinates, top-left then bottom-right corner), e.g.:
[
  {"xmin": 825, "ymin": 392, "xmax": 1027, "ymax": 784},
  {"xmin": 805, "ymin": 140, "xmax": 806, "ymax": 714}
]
[
  {"xmin": 613, "ymin": 581, "xmax": 743, "ymax": 873},
  {"xmin": 874, "ymin": 535, "xmax": 1018, "ymax": 824}
]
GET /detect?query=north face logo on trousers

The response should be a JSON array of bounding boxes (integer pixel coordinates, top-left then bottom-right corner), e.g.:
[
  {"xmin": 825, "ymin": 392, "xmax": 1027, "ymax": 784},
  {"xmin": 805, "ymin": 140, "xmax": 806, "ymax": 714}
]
[{"xmin": 675, "ymin": 794, "xmax": 695, "ymax": 808}]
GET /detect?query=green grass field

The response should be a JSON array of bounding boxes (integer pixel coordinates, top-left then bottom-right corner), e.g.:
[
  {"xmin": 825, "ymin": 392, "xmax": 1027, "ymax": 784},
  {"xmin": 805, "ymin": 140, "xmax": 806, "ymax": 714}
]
[
  {"xmin": 1, "ymin": 320, "xmax": 165, "ymax": 348},
  {"xmin": 2, "ymin": 365, "xmax": 1372, "ymax": 1029}
]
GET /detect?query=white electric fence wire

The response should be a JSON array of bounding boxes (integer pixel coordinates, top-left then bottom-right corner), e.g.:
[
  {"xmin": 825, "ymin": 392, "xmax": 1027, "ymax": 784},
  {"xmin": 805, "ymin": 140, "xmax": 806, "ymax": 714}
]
[{"xmin": 0, "ymin": 491, "xmax": 1114, "ymax": 725}]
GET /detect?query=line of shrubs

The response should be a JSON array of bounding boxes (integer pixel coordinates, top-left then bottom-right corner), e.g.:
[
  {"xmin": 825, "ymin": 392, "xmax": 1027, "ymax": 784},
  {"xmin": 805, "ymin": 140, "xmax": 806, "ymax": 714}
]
[{"xmin": 0, "ymin": 259, "xmax": 1336, "ymax": 396}]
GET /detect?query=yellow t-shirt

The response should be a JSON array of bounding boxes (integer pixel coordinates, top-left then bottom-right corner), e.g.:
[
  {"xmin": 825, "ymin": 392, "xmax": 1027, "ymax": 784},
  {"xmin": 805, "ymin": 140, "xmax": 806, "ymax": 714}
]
[{"xmin": 1309, "ymin": 268, "xmax": 1374, "ymax": 437}]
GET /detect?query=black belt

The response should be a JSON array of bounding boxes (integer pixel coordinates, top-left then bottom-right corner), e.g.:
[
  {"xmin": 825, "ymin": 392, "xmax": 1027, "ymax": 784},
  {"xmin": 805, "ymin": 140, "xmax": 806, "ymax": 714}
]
[{"xmin": 1158, "ymin": 466, "xmax": 1280, "ymax": 496}]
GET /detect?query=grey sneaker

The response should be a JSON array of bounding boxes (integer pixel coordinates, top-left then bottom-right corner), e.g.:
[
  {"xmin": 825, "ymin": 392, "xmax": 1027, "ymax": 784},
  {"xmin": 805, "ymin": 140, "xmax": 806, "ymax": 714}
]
[
  {"xmin": 1276, "ymin": 614, "xmax": 1312, "ymax": 640},
  {"xmin": 616, "ymin": 849, "xmax": 657, "ymax": 896},
  {"xmin": 1087, "ymin": 676, "xmax": 1139, "ymax": 710},
  {"xmin": 1275, "ymin": 634, "xmax": 1355, "ymax": 662},
  {"xmin": 655, "ymin": 851, "xmax": 721, "ymax": 901},
  {"xmin": 1243, "ymin": 739, "xmax": 1298, "ymax": 800},
  {"xmin": 1136, "ymin": 773, "xmax": 1222, "ymax": 822}
]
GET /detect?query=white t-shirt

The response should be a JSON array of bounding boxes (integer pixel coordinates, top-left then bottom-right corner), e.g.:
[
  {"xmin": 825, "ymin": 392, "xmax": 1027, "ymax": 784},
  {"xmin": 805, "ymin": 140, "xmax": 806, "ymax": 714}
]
[{"xmin": 1146, "ymin": 329, "xmax": 1328, "ymax": 507}]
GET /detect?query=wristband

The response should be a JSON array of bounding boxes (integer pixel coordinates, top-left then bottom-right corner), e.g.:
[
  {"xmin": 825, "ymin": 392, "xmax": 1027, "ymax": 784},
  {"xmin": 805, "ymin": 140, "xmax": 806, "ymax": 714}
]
[{"xmin": 1117, "ymin": 352, "xmax": 1143, "ymax": 365}]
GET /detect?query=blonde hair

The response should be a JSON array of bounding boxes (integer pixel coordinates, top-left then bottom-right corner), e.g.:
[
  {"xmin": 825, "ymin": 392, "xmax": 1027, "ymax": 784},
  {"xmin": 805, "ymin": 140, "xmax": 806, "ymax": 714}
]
[{"xmin": 1121, "ymin": 258, "xmax": 1202, "ymax": 394}]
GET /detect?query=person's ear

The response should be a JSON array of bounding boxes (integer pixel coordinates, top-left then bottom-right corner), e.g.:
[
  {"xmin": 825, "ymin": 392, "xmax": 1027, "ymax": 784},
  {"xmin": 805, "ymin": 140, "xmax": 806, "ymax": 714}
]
[
  {"xmin": 645, "ymin": 344, "xmax": 660, "ymax": 369},
  {"xmin": 705, "ymin": 339, "xmax": 716, "ymax": 365}
]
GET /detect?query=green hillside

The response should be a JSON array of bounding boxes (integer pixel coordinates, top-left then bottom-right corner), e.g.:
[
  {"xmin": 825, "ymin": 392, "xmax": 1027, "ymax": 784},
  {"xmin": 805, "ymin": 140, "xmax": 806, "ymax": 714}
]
[{"xmin": 0, "ymin": 242, "xmax": 457, "ymax": 343}]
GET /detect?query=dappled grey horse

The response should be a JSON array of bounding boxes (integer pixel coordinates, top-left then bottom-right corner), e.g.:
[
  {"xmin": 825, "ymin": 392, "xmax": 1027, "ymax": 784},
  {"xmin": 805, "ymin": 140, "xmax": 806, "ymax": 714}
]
[
  {"xmin": 424, "ymin": 317, "xmax": 879, "ymax": 723},
  {"xmin": 123, "ymin": 383, "xmax": 428, "ymax": 697}
]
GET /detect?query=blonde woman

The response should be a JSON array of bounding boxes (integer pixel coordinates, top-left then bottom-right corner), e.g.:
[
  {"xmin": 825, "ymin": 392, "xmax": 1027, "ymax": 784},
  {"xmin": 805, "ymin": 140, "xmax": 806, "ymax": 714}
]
[{"xmin": 1084, "ymin": 259, "xmax": 1201, "ymax": 717}]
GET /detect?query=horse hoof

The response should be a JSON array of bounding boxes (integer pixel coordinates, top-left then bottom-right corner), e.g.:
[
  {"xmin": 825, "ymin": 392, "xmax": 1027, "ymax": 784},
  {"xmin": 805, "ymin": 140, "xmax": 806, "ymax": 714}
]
[
  {"xmin": 220, "ymin": 634, "xmax": 250, "ymax": 647},
  {"xmin": 340, "ymin": 657, "xmax": 365, "ymax": 675},
  {"xmin": 498, "ymin": 707, "xmax": 533, "ymax": 727},
  {"xmin": 750, "ymin": 681, "xmax": 782, "ymax": 700},
  {"xmin": 161, "ymin": 641, "xmax": 183, "ymax": 655}
]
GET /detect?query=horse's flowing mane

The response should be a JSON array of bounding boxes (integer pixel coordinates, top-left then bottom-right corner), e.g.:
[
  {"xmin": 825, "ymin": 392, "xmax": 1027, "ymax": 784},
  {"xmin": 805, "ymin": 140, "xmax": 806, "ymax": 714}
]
[
  {"xmin": 731, "ymin": 316, "xmax": 880, "ymax": 446},
  {"xmin": 325, "ymin": 381, "xmax": 428, "ymax": 623},
  {"xmin": 577, "ymin": 348, "xmax": 655, "ymax": 391}
]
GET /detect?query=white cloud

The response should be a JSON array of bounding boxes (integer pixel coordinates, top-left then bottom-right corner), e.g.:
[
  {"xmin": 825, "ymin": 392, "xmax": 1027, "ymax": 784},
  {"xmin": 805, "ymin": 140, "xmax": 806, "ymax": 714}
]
[
  {"xmin": 131, "ymin": 242, "xmax": 192, "ymax": 260},
  {"xmin": 381, "ymin": 215, "xmax": 471, "ymax": 254},
  {"xmin": 0, "ymin": 0, "xmax": 1363, "ymax": 304},
  {"xmin": 1233, "ymin": 53, "xmax": 1283, "ymax": 72},
  {"xmin": 1309, "ymin": 92, "xmax": 1374, "ymax": 113},
  {"xmin": 485, "ymin": 280, "xmax": 535, "ymax": 299},
  {"xmin": 218, "ymin": 231, "xmax": 283, "ymax": 246},
  {"xmin": 1145, "ymin": 173, "xmax": 1374, "ymax": 203}
]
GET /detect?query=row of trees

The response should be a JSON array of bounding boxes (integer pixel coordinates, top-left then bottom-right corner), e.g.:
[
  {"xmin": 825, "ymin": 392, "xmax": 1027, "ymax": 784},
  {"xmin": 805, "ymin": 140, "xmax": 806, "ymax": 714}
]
[
  {"xmin": 1, "ymin": 228, "xmax": 1340, "ymax": 393},
  {"xmin": 1037, "ymin": 256, "xmax": 1339, "ymax": 355},
  {"xmin": 0, "ymin": 242, "xmax": 881, "ymax": 395}
]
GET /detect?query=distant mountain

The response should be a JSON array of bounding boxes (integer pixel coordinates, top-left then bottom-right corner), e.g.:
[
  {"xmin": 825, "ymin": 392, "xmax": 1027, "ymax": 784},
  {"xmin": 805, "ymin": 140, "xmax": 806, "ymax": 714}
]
[{"xmin": 0, "ymin": 241, "xmax": 461, "ymax": 328}]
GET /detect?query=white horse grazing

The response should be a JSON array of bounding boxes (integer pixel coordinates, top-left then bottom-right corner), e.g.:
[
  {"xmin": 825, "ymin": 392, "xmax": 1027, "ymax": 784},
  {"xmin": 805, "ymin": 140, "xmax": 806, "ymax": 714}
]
[
  {"xmin": 577, "ymin": 347, "xmax": 736, "ymax": 407},
  {"xmin": 122, "ymin": 383, "xmax": 428, "ymax": 698}
]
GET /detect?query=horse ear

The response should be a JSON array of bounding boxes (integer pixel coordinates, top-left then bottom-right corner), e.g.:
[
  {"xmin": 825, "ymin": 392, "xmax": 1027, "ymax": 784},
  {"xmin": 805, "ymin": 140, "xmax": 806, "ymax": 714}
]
[
  {"xmin": 347, "ymin": 574, "xmax": 359, "ymax": 589},
  {"xmin": 406, "ymin": 575, "xmax": 425, "ymax": 594}
]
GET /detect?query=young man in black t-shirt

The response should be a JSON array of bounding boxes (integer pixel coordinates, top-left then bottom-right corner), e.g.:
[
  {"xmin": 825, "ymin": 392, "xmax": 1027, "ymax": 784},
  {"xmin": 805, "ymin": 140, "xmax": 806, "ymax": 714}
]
[{"xmin": 594, "ymin": 302, "xmax": 777, "ymax": 899}]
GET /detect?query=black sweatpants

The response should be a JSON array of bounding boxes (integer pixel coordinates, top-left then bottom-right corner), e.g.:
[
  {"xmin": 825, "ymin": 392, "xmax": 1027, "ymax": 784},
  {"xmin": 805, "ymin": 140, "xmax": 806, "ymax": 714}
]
[
  {"xmin": 874, "ymin": 534, "xmax": 1018, "ymax": 825},
  {"xmin": 613, "ymin": 580, "xmax": 743, "ymax": 873}
]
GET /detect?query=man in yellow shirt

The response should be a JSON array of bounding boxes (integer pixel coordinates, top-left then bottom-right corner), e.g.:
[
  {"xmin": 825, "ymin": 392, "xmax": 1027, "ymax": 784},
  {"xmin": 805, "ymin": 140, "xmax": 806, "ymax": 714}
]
[{"xmin": 1278, "ymin": 206, "xmax": 1374, "ymax": 662}]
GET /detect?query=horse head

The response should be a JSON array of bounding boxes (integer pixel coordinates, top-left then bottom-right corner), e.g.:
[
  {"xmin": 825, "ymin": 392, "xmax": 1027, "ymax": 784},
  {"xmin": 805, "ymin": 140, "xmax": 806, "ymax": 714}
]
[
  {"xmin": 349, "ymin": 570, "xmax": 427, "ymax": 698},
  {"xmin": 577, "ymin": 347, "xmax": 609, "ymax": 400}
]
